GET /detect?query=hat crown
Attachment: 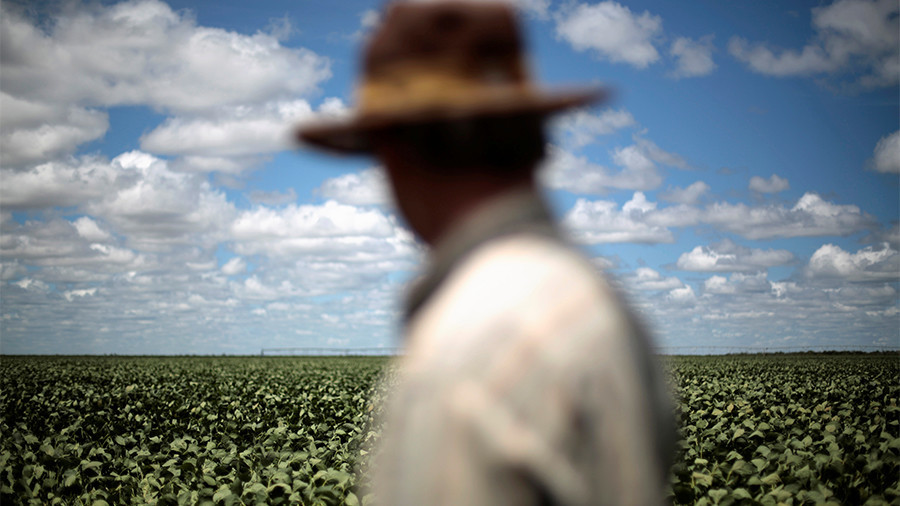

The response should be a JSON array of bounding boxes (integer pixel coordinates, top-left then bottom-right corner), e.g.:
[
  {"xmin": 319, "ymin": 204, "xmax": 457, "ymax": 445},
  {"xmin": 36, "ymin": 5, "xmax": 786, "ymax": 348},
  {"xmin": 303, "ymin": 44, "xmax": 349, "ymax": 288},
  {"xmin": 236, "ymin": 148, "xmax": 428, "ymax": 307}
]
[
  {"xmin": 364, "ymin": 2, "xmax": 527, "ymax": 85},
  {"xmin": 296, "ymin": 1, "xmax": 605, "ymax": 153}
]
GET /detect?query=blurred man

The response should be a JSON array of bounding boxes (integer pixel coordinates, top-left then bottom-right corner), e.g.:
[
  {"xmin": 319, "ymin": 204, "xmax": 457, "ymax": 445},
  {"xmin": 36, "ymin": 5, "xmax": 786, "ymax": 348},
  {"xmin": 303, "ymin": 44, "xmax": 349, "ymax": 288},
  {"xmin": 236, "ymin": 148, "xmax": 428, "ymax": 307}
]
[{"xmin": 298, "ymin": 2, "xmax": 674, "ymax": 504}]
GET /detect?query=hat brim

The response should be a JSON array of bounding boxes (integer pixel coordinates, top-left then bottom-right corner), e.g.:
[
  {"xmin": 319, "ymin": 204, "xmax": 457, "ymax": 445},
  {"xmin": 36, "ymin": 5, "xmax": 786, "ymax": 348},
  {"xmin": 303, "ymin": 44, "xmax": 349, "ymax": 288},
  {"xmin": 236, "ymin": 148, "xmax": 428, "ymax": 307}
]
[{"xmin": 296, "ymin": 87, "xmax": 607, "ymax": 154}]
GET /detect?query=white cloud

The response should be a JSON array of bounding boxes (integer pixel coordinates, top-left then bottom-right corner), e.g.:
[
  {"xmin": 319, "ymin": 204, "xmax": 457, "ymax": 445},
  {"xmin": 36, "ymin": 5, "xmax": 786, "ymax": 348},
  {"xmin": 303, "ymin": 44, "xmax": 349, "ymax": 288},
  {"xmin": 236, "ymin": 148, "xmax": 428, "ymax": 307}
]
[
  {"xmin": 676, "ymin": 239, "xmax": 794, "ymax": 272},
  {"xmin": 703, "ymin": 275, "xmax": 735, "ymax": 294},
  {"xmin": 542, "ymin": 138, "xmax": 674, "ymax": 195},
  {"xmin": 249, "ymin": 188, "xmax": 298, "ymax": 206},
  {"xmin": 140, "ymin": 100, "xmax": 317, "ymax": 158},
  {"xmin": 73, "ymin": 217, "xmax": 112, "ymax": 242},
  {"xmin": 667, "ymin": 285, "xmax": 695, "ymax": 302},
  {"xmin": 64, "ymin": 288, "xmax": 98, "ymax": 302},
  {"xmin": 627, "ymin": 267, "xmax": 684, "ymax": 291},
  {"xmin": 221, "ymin": 257, "xmax": 247, "ymax": 276},
  {"xmin": 85, "ymin": 151, "xmax": 236, "ymax": 251},
  {"xmin": 13, "ymin": 278, "xmax": 50, "ymax": 293},
  {"xmin": 562, "ymin": 193, "xmax": 674, "ymax": 244},
  {"xmin": 659, "ymin": 181, "xmax": 709, "ymax": 204},
  {"xmin": 807, "ymin": 243, "xmax": 899, "ymax": 282},
  {"xmin": 562, "ymin": 190, "xmax": 872, "ymax": 246},
  {"xmin": 632, "ymin": 135, "xmax": 693, "ymax": 170},
  {"xmin": 701, "ymin": 271, "xmax": 771, "ymax": 296},
  {"xmin": 728, "ymin": 37, "xmax": 835, "ymax": 76},
  {"xmin": 872, "ymin": 130, "xmax": 900, "ymax": 174},
  {"xmin": 0, "ymin": 261, "xmax": 27, "ymax": 280},
  {"xmin": 0, "ymin": 93, "xmax": 109, "ymax": 167},
  {"xmin": 749, "ymin": 174, "xmax": 790, "ymax": 193},
  {"xmin": 315, "ymin": 168, "xmax": 392, "ymax": 207},
  {"xmin": 728, "ymin": 0, "xmax": 899, "ymax": 87},
  {"xmin": 1, "ymin": 218, "xmax": 148, "ymax": 272},
  {"xmin": 729, "ymin": 271, "xmax": 772, "ymax": 292},
  {"xmin": 555, "ymin": 1, "xmax": 662, "ymax": 68},
  {"xmin": 552, "ymin": 108, "xmax": 636, "ymax": 148},
  {"xmin": 0, "ymin": 0, "xmax": 331, "ymax": 114},
  {"xmin": 704, "ymin": 192, "xmax": 873, "ymax": 239},
  {"xmin": 351, "ymin": 8, "xmax": 381, "ymax": 40},
  {"xmin": 669, "ymin": 35, "xmax": 716, "ymax": 78},
  {"xmin": 230, "ymin": 200, "xmax": 417, "ymax": 268},
  {"xmin": 0, "ymin": 156, "xmax": 123, "ymax": 210}
]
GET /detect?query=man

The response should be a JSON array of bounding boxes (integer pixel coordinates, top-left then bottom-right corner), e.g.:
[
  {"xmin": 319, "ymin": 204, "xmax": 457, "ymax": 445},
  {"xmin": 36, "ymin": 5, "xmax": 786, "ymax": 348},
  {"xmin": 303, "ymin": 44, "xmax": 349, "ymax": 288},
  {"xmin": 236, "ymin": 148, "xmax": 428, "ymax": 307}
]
[{"xmin": 298, "ymin": 2, "xmax": 674, "ymax": 504}]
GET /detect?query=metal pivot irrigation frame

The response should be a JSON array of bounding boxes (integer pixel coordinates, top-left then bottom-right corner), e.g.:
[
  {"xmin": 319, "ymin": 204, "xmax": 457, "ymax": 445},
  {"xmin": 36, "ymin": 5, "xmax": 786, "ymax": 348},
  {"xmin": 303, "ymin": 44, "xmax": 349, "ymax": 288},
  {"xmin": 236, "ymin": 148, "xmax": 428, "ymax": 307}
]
[
  {"xmin": 259, "ymin": 344, "xmax": 899, "ymax": 356},
  {"xmin": 260, "ymin": 347, "xmax": 404, "ymax": 356}
]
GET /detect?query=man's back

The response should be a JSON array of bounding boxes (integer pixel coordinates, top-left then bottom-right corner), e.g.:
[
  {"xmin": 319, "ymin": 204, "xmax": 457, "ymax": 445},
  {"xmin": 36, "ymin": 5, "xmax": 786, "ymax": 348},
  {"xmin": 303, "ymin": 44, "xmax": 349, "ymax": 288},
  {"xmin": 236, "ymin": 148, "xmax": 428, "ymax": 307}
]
[
  {"xmin": 296, "ymin": 4, "xmax": 674, "ymax": 502},
  {"xmin": 374, "ymin": 214, "xmax": 673, "ymax": 505}
]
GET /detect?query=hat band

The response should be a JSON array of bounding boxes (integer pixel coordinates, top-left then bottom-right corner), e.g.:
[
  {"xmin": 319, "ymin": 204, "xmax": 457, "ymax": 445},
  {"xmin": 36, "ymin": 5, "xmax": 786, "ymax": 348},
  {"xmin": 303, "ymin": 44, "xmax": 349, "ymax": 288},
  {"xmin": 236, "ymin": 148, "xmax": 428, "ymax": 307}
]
[{"xmin": 357, "ymin": 61, "xmax": 535, "ymax": 119}]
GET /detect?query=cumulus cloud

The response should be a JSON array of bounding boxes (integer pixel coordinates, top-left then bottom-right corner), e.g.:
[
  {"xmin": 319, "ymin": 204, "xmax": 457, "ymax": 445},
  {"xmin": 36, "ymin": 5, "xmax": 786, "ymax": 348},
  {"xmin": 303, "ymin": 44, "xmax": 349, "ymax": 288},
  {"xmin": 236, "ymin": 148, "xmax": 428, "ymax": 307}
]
[
  {"xmin": 749, "ymin": 174, "xmax": 790, "ymax": 193},
  {"xmin": 230, "ymin": 200, "xmax": 417, "ymax": 266},
  {"xmin": 676, "ymin": 239, "xmax": 794, "ymax": 272},
  {"xmin": 659, "ymin": 181, "xmax": 709, "ymax": 204},
  {"xmin": 542, "ymin": 135, "xmax": 689, "ymax": 195},
  {"xmin": 728, "ymin": 0, "xmax": 899, "ymax": 87},
  {"xmin": 79, "ymin": 151, "xmax": 236, "ymax": 251},
  {"xmin": 140, "ymin": 100, "xmax": 317, "ymax": 158},
  {"xmin": 0, "ymin": 218, "xmax": 147, "ymax": 275},
  {"xmin": 0, "ymin": 0, "xmax": 331, "ymax": 177},
  {"xmin": 703, "ymin": 275, "xmax": 735, "ymax": 295},
  {"xmin": 561, "ymin": 190, "xmax": 875, "ymax": 247},
  {"xmin": 626, "ymin": 267, "xmax": 685, "ymax": 291},
  {"xmin": 0, "ymin": 93, "xmax": 109, "ymax": 167},
  {"xmin": 701, "ymin": 272, "xmax": 770, "ymax": 296},
  {"xmin": 221, "ymin": 257, "xmax": 247, "ymax": 276},
  {"xmin": 667, "ymin": 284, "xmax": 695, "ymax": 302},
  {"xmin": 704, "ymin": 192, "xmax": 873, "ymax": 239},
  {"xmin": 249, "ymin": 188, "xmax": 298, "ymax": 206},
  {"xmin": 351, "ymin": 9, "xmax": 381, "ymax": 40},
  {"xmin": 871, "ymin": 130, "xmax": 900, "ymax": 174},
  {"xmin": 0, "ymin": 0, "xmax": 331, "ymax": 114},
  {"xmin": 562, "ymin": 193, "xmax": 674, "ymax": 244},
  {"xmin": 669, "ymin": 35, "xmax": 716, "ymax": 78},
  {"xmin": 0, "ymin": 155, "xmax": 124, "ymax": 210},
  {"xmin": 552, "ymin": 108, "xmax": 636, "ymax": 148},
  {"xmin": 555, "ymin": 1, "xmax": 662, "ymax": 68},
  {"xmin": 73, "ymin": 217, "xmax": 112, "ymax": 242},
  {"xmin": 807, "ymin": 242, "xmax": 899, "ymax": 282},
  {"xmin": 315, "ymin": 168, "xmax": 392, "ymax": 207}
]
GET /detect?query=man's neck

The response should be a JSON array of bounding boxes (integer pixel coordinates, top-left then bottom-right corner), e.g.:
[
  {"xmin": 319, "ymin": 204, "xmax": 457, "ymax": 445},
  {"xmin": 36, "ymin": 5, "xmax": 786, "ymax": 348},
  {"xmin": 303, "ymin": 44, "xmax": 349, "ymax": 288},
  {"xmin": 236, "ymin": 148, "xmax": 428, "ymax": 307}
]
[{"xmin": 420, "ymin": 177, "xmax": 535, "ymax": 246}]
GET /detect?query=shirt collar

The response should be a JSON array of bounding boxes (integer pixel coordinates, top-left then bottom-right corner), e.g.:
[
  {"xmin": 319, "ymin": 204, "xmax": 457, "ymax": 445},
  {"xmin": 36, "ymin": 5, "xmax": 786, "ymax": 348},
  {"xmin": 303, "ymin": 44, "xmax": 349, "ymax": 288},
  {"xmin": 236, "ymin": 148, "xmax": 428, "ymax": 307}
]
[{"xmin": 405, "ymin": 187, "xmax": 557, "ymax": 322}]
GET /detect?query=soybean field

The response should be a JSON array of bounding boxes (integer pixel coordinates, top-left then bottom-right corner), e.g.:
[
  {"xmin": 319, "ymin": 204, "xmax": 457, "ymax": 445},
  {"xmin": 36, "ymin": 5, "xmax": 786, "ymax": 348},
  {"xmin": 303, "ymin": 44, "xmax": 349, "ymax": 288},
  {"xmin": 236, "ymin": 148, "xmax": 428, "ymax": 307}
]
[{"xmin": 1, "ymin": 354, "xmax": 898, "ymax": 505}]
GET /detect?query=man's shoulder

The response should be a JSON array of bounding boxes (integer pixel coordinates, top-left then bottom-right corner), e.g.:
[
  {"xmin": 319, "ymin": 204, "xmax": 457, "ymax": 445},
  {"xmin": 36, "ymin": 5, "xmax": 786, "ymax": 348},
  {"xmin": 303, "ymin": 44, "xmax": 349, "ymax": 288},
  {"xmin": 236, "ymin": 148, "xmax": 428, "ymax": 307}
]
[
  {"xmin": 453, "ymin": 232, "xmax": 600, "ymax": 298},
  {"xmin": 410, "ymin": 232, "xmax": 624, "ymax": 342}
]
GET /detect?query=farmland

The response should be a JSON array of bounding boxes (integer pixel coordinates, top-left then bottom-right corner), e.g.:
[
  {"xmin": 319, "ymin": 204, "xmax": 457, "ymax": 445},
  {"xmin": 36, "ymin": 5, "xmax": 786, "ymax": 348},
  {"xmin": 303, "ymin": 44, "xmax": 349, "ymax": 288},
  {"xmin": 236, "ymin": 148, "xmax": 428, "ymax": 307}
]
[{"xmin": 1, "ymin": 354, "xmax": 898, "ymax": 505}]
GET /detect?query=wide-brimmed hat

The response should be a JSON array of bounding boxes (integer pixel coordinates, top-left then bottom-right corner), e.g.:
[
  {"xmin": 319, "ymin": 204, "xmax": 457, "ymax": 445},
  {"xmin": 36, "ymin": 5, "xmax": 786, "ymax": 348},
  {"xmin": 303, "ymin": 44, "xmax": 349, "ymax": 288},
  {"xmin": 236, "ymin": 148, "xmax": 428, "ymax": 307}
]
[{"xmin": 296, "ymin": 1, "xmax": 607, "ymax": 154}]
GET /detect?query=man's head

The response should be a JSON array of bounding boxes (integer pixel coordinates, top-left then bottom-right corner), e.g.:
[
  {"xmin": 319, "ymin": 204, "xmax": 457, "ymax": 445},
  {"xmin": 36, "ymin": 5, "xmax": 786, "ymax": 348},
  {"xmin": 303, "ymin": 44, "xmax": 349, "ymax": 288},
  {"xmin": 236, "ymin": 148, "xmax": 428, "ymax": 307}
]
[
  {"xmin": 297, "ymin": 1, "xmax": 606, "ymax": 242},
  {"xmin": 371, "ymin": 113, "xmax": 545, "ymax": 243},
  {"xmin": 298, "ymin": 1, "xmax": 604, "ymax": 154}
]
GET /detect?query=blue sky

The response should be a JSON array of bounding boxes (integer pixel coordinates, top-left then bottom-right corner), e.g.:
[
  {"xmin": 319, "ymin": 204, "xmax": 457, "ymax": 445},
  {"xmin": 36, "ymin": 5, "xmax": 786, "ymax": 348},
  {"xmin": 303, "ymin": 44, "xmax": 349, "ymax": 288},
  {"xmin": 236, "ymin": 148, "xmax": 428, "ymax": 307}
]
[{"xmin": 1, "ymin": 0, "xmax": 897, "ymax": 354}]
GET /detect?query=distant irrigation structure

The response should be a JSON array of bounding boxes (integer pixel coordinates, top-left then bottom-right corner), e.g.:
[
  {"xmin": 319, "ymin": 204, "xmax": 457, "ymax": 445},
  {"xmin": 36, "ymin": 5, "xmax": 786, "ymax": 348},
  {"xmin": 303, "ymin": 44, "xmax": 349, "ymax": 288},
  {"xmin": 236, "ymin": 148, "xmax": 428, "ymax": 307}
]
[
  {"xmin": 260, "ymin": 347, "xmax": 404, "ymax": 356},
  {"xmin": 260, "ymin": 344, "xmax": 899, "ymax": 357},
  {"xmin": 654, "ymin": 345, "xmax": 900, "ymax": 356}
]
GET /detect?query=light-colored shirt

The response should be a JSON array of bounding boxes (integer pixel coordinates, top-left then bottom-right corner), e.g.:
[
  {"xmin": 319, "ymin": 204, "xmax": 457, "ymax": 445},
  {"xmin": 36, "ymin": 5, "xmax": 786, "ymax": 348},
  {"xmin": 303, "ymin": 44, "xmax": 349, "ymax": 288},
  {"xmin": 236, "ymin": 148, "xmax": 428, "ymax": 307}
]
[{"xmin": 372, "ymin": 189, "xmax": 674, "ymax": 505}]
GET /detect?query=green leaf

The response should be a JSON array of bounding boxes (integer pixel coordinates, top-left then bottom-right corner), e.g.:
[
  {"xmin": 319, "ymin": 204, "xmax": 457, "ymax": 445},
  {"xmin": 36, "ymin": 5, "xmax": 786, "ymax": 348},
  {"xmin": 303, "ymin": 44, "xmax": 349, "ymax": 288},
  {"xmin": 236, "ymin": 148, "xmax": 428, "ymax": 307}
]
[
  {"xmin": 732, "ymin": 488, "xmax": 752, "ymax": 500},
  {"xmin": 692, "ymin": 472, "xmax": 713, "ymax": 488},
  {"xmin": 212, "ymin": 485, "xmax": 231, "ymax": 503},
  {"xmin": 760, "ymin": 472, "xmax": 780, "ymax": 486}
]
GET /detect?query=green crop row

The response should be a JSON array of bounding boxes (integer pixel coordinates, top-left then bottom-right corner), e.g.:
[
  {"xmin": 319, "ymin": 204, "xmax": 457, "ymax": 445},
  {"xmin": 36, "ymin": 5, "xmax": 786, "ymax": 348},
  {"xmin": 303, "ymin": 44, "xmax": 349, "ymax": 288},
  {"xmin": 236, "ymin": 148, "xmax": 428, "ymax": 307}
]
[
  {"xmin": 1, "ymin": 354, "xmax": 897, "ymax": 505},
  {"xmin": 667, "ymin": 354, "xmax": 899, "ymax": 505},
  {"xmin": 1, "ymin": 357, "xmax": 387, "ymax": 505}
]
